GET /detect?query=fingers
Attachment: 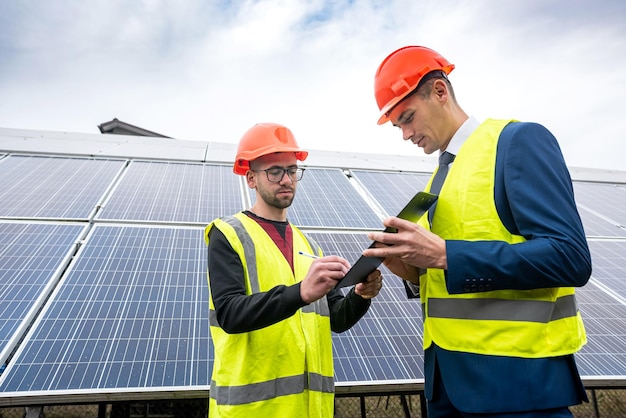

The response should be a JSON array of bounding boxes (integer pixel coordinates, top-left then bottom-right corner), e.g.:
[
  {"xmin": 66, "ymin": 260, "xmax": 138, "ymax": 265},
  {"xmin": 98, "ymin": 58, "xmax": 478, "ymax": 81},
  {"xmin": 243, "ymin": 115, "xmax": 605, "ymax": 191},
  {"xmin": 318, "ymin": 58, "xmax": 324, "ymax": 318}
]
[
  {"xmin": 367, "ymin": 217, "xmax": 417, "ymax": 243},
  {"xmin": 313, "ymin": 255, "xmax": 350, "ymax": 272},
  {"xmin": 300, "ymin": 256, "xmax": 350, "ymax": 304},
  {"xmin": 355, "ymin": 269, "xmax": 383, "ymax": 299}
]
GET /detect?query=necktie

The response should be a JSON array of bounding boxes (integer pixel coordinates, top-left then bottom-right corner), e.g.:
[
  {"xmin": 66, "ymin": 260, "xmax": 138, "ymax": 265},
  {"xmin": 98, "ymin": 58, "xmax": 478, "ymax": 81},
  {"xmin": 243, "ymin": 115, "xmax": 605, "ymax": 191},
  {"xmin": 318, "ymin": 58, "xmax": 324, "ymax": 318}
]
[{"xmin": 428, "ymin": 151, "xmax": 455, "ymax": 226}]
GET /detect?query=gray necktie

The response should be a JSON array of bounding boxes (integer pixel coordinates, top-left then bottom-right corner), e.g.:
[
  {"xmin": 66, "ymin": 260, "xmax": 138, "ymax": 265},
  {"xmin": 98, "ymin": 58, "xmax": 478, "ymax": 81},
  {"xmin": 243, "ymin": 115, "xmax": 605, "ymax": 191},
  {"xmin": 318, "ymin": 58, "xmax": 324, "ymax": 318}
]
[{"xmin": 428, "ymin": 151, "xmax": 455, "ymax": 226}]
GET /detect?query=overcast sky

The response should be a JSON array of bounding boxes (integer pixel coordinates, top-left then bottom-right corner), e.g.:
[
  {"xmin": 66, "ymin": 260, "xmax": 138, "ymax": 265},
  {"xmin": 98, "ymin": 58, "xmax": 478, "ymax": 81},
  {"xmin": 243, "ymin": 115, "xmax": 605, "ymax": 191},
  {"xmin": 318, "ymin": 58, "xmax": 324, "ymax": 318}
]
[{"xmin": 1, "ymin": 0, "xmax": 625, "ymax": 171}]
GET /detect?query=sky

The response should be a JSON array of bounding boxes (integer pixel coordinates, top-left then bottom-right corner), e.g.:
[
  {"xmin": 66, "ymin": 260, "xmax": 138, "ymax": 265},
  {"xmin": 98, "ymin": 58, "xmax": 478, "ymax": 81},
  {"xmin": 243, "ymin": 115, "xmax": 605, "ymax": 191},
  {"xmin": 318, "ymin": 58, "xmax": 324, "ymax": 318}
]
[{"xmin": 0, "ymin": 0, "xmax": 625, "ymax": 171}]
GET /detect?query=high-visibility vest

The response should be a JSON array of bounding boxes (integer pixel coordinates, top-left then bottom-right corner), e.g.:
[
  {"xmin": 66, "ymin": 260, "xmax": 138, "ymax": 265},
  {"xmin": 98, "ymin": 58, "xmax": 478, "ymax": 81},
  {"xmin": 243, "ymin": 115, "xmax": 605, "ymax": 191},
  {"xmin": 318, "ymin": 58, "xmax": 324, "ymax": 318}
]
[
  {"xmin": 205, "ymin": 213, "xmax": 334, "ymax": 418},
  {"xmin": 419, "ymin": 119, "xmax": 587, "ymax": 358}
]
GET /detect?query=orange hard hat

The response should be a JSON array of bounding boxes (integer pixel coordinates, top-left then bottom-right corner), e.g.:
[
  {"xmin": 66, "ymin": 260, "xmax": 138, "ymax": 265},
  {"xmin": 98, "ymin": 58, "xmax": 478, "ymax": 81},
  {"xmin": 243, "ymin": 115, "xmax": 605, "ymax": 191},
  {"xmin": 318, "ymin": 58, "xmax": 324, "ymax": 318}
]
[
  {"xmin": 374, "ymin": 46, "xmax": 455, "ymax": 125},
  {"xmin": 233, "ymin": 123, "xmax": 308, "ymax": 175}
]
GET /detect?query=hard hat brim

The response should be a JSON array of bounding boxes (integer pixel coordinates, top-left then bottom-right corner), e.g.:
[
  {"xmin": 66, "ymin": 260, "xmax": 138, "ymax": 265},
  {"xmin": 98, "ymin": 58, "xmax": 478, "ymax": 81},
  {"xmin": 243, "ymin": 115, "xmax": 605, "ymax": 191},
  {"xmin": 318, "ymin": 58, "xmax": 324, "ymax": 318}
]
[{"xmin": 233, "ymin": 149, "xmax": 308, "ymax": 175}]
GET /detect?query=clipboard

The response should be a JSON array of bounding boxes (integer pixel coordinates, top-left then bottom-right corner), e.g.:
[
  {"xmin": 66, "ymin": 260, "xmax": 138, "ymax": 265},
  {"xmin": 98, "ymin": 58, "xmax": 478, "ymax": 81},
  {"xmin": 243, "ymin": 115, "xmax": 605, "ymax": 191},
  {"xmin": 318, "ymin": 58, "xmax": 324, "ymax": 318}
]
[{"xmin": 334, "ymin": 191, "xmax": 438, "ymax": 289}]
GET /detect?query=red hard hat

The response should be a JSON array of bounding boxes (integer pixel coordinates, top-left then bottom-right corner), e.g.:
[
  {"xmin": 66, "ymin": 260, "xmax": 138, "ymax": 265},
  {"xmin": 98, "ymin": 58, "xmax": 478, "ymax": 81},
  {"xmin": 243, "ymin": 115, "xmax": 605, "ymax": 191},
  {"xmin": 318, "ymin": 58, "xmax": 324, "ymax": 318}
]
[
  {"xmin": 374, "ymin": 46, "xmax": 455, "ymax": 125},
  {"xmin": 233, "ymin": 123, "xmax": 308, "ymax": 175}
]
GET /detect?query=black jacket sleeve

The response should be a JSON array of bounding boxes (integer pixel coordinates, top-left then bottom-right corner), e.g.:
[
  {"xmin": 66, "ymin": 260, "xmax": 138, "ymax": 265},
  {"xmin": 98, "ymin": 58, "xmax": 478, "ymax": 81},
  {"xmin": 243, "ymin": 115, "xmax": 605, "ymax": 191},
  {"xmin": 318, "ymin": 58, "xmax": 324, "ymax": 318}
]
[{"xmin": 208, "ymin": 227, "xmax": 371, "ymax": 334}]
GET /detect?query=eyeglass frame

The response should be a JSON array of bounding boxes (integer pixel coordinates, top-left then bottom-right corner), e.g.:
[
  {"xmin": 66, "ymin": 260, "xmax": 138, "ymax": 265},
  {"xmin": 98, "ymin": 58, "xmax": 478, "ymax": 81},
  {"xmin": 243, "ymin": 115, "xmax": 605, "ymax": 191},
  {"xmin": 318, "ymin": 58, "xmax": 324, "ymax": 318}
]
[{"xmin": 250, "ymin": 166, "xmax": 306, "ymax": 182}]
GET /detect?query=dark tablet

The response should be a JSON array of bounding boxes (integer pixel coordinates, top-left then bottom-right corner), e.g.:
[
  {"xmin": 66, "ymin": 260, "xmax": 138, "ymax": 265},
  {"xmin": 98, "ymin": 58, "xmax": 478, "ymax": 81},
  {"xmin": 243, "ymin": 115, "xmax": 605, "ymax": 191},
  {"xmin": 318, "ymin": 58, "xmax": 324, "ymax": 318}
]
[{"xmin": 334, "ymin": 191, "xmax": 437, "ymax": 289}]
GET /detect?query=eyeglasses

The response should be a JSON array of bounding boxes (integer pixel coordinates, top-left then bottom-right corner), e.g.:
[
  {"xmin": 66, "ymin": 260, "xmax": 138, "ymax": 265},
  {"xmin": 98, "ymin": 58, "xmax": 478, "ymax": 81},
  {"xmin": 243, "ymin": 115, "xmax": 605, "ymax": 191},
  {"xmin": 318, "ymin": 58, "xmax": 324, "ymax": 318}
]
[{"xmin": 252, "ymin": 167, "xmax": 305, "ymax": 182}]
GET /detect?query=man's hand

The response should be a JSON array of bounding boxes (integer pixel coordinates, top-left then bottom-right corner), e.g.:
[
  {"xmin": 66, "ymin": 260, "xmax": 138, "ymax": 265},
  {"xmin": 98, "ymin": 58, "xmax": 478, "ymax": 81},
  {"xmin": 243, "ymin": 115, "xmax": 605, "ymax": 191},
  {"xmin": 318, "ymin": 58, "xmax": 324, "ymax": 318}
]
[
  {"xmin": 354, "ymin": 269, "xmax": 383, "ymax": 299},
  {"xmin": 379, "ymin": 255, "xmax": 422, "ymax": 284},
  {"xmin": 363, "ymin": 217, "xmax": 447, "ymax": 274},
  {"xmin": 300, "ymin": 255, "xmax": 350, "ymax": 304}
]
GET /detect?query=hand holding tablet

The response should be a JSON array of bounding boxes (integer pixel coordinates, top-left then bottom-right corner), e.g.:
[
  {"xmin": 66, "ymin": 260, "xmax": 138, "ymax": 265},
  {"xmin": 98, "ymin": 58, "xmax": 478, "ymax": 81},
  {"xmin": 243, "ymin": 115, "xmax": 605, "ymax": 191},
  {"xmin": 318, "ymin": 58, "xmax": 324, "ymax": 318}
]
[{"xmin": 334, "ymin": 191, "xmax": 437, "ymax": 289}]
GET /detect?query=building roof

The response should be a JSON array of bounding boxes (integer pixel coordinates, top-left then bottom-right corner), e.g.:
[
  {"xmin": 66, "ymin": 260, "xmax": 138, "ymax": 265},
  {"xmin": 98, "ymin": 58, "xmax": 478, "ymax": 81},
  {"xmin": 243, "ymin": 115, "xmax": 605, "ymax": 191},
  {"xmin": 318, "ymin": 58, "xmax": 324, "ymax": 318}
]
[{"xmin": 97, "ymin": 118, "xmax": 171, "ymax": 138}]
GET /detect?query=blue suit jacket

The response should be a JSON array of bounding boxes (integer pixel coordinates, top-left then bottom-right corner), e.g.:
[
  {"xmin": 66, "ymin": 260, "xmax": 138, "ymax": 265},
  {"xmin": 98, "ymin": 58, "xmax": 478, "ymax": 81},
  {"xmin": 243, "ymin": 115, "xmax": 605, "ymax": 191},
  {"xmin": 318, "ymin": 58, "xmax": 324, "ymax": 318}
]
[{"xmin": 419, "ymin": 122, "xmax": 591, "ymax": 413}]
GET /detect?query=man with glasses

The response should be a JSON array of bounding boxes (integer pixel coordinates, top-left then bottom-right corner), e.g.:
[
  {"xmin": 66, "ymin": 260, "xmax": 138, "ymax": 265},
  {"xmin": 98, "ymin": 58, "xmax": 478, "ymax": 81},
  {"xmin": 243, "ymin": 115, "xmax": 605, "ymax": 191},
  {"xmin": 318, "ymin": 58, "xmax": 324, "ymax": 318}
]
[{"xmin": 204, "ymin": 122, "xmax": 383, "ymax": 417}]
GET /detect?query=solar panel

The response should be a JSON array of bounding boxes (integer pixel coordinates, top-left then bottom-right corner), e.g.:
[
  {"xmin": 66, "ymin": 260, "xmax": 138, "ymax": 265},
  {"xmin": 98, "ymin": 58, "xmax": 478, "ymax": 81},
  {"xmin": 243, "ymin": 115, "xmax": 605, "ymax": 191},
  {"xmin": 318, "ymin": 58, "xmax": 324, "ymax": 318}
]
[
  {"xmin": 0, "ymin": 155, "xmax": 125, "ymax": 219},
  {"xmin": 351, "ymin": 170, "xmax": 432, "ymax": 216},
  {"xmin": 249, "ymin": 168, "xmax": 383, "ymax": 229},
  {"xmin": 0, "ymin": 225, "xmax": 210, "ymax": 393},
  {"xmin": 307, "ymin": 232, "xmax": 424, "ymax": 383},
  {"xmin": 574, "ymin": 182, "xmax": 626, "ymax": 234},
  {"xmin": 587, "ymin": 240, "xmax": 626, "ymax": 300},
  {"xmin": 0, "ymin": 222, "xmax": 86, "ymax": 364},
  {"xmin": 578, "ymin": 207, "xmax": 626, "ymax": 238},
  {"xmin": 576, "ymin": 279, "xmax": 626, "ymax": 377},
  {"xmin": 97, "ymin": 161, "xmax": 242, "ymax": 224}
]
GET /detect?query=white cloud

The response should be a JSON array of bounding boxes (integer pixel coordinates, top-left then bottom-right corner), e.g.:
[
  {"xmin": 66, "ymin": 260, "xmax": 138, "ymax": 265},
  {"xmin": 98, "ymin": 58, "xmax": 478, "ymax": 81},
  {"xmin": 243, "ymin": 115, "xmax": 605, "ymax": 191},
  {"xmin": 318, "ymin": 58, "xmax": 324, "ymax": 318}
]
[{"xmin": 0, "ymin": 0, "xmax": 625, "ymax": 170}]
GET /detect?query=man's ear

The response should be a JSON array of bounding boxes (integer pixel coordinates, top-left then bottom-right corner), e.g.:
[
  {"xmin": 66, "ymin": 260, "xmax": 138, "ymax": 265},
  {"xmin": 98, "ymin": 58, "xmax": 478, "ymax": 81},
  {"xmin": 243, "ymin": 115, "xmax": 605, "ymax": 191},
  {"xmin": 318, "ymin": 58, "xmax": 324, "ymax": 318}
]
[
  {"xmin": 246, "ymin": 170, "xmax": 256, "ymax": 189},
  {"xmin": 432, "ymin": 79, "xmax": 448, "ymax": 102}
]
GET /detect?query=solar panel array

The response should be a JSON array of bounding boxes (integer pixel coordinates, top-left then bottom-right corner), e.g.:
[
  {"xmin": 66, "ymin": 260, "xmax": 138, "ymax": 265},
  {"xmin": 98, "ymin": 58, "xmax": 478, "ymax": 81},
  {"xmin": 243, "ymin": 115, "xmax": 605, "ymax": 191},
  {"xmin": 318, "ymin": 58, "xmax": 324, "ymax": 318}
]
[{"xmin": 0, "ymin": 150, "xmax": 625, "ymax": 405}]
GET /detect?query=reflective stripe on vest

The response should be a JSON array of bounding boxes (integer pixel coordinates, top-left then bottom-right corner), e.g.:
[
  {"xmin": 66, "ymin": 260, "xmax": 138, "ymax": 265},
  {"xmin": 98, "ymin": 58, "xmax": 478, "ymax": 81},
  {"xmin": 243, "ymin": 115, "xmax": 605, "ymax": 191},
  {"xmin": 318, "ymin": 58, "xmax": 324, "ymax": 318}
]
[
  {"xmin": 221, "ymin": 215, "xmax": 260, "ymax": 293},
  {"xmin": 427, "ymin": 294, "xmax": 578, "ymax": 323},
  {"xmin": 210, "ymin": 372, "xmax": 334, "ymax": 405}
]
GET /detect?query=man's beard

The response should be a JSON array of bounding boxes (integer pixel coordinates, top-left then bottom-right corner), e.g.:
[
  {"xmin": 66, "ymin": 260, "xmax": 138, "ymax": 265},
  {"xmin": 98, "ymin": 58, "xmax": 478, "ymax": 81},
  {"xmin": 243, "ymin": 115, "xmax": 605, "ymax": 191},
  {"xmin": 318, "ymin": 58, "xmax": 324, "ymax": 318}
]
[{"xmin": 257, "ymin": 186, "xmax": 295, "ymax": 209}]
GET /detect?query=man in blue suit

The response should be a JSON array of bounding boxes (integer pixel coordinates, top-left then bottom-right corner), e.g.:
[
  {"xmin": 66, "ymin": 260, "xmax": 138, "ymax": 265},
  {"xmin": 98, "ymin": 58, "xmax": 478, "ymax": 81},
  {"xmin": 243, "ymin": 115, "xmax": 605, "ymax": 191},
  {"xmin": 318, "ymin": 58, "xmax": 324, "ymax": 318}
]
[{"xmin": 363, "ymin": 45, "xmax": 591, "ymax": 417}]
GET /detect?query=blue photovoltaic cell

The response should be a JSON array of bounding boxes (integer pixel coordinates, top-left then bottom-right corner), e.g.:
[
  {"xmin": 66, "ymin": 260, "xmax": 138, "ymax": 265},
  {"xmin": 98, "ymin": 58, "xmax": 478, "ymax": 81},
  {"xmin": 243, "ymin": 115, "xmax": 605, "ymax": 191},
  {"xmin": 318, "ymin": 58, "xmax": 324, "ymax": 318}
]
[
  {"xmin": 577, "ymin": 207, "xmax": 626, "ymax": 238},
  {"xmin": 0, "ymin": 222, "xmax": 86, "ymax": 362},
  {"xmin": 97, "ymin": 161, "xmax": 242, "ymax": 224},
  {"xmin": 351, "ymin": 170, "xmax": 432, "ymax": 216},
  {"xmin": 0, "ymin": 156, "xmax": 126, "ymax": 219},
  {"xmin": 587, "ymin": 240, "xmax": 626, "ymax": 300},
  {"xmin": 250, "ymin": 168, "xmax": 383, "ymax": 229},
  {"xmin": 0, "ymin": 225, "xmax": 210, "ymax": 392},
  {"xmin": 308, "ymin": 232, "xmax": 425, "ymax": 383},
  {"xmin": 574, "ymin": 182, "xmax": 626, "ymax": 236},
  {"xmin": 576, "ymin": 279, "xmax": 626, "ymax": 377}
]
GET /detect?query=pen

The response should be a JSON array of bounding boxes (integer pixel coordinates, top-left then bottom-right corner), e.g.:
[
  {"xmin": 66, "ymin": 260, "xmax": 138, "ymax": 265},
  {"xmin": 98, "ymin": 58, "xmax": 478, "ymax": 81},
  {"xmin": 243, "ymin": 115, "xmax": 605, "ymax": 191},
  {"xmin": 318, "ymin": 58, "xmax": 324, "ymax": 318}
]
[{"xmin": 298, "ymin": 251, "xmax": 320, "ymax": 259}]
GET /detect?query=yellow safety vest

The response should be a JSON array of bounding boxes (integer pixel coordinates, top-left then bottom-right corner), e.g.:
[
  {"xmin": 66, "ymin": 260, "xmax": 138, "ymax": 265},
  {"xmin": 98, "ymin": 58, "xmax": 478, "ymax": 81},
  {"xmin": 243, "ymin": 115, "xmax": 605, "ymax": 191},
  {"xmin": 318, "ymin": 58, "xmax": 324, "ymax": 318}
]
[
  {"xmin": 419, "ymin": 119, "xmax": 587, "ymax": 358},
  {"xmin": 205, "ymin": 213, "xmax": 334, "ymax": 418}
]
